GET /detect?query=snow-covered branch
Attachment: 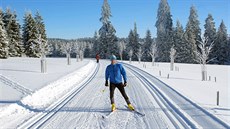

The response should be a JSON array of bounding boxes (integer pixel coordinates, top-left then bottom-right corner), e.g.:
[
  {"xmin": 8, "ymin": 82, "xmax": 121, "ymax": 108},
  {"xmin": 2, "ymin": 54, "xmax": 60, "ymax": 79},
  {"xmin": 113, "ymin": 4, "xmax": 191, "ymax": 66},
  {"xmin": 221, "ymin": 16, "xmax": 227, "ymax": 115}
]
[
  {"xmin": 195, "ymin": 37, "xmax": 214, "ymax": 81},
  {"xmin": 118, "ymin": 41, "xmax": 125, "ymax": 61},
  {"xmin": 135, "ymin": 47, "xmax": 144, "ymax": 63},
  {"xmin": 149, "ymin": 43, "xmax": 157, "ymax": 66},
  {"xmin": 128, "ymin": 49, "xmax": 133, "ymax": 63}
]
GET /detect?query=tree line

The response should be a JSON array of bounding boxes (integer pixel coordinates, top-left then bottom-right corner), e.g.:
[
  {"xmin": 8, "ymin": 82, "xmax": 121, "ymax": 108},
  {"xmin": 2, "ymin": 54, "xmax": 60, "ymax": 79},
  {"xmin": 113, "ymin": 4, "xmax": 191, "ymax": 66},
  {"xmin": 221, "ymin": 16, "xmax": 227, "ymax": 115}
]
[
  {"xmin": 94, "ymin": 0, "xmax": 230, "ymax": 65},
  {"xmin": 0, "ymin": 8, "xmax": 48, "ymax": 59},
  {"xmin": 0, "ymin": 0, "xmax": 229, "ymax": 65}
]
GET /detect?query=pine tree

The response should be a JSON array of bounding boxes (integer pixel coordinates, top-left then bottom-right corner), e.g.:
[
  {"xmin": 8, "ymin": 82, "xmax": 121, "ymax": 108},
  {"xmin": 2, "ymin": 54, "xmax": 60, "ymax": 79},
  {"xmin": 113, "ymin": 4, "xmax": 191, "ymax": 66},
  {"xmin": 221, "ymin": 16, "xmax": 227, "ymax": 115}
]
[
  {"xmin": 155, "ymin": 0, "xmax": 174, "ymax": 62},
  {"xmin": 92, "ymin": 31, "xmax": 100, "ymax": 56},
  {"xmin": 204, "ymin": 14, "xmax": 217, "ymax": 63},
  {"xmin": 143, "ymin": 29, "xmax": 153, "ymax": 61},
  {"xmin": 84, "ymin": 43, "xmax": 91, "ymax": 58},
  {"xmin": 99, "ymin": 0, "xmax": 118, "ymax": 58},
  {"xmin": 3, "ymin": 9, "xmax": 22, "ymax": 57},
  {"xmin": 173, "ymin": 20, "xmax": 191, "ymax": 63},
  {"xmin": 34, "ymin": 11, "xmax": 48, "ymax": 56},
  {"xmin": 133, "ymin": 23, "xmax": 140, "ymax": 60},
  {"xmin": 126, "ymin": 29, "xmax": 134, "ymax": 53},
  {"xmin": 184, "ymin": 5, "xmax": 201, "ymax": 63},
  {"xmin": 22, "ymin": 12, "xmax": 40, "ymax": 57},
  {"xmin": 0, "ymin": 9, "xmax": 9, "ymax": 59},
  {"xmin": 215, "ymin": 21, "xmax": 228, "ymax": 64}
]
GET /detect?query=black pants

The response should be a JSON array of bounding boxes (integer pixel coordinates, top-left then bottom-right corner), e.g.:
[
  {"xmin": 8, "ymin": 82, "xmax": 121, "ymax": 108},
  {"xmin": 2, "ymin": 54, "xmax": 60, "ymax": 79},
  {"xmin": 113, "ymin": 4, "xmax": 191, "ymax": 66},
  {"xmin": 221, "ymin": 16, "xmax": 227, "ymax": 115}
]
[
  {"xmin": 96, "ymin": 59, "xmax": 99, "ymax": 63},
  {"xmin": 110, "ymin": 83, "xmax": 131, "ymax": 105}
]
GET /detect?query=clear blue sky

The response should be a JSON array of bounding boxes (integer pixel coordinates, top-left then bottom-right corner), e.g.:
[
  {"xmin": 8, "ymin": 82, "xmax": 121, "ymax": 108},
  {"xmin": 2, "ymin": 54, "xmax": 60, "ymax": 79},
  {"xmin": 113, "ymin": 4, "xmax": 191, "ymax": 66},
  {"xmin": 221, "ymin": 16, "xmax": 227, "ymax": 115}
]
[{"xmin": 0, "ymin": 0, "xmax": 229, "ymax": 39}]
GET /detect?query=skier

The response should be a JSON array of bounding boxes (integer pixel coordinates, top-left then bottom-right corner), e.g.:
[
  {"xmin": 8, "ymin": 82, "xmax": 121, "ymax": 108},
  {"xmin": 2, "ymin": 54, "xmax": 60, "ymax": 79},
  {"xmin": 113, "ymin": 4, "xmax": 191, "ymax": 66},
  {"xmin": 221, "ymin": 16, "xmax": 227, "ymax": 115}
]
[
  {"xmin": 105, "ymin": 55, "xmax": 135, "ymax": 112},
  {"xmin": 96, "ymin": 53, "xmax": 100, "ymax": 63}
]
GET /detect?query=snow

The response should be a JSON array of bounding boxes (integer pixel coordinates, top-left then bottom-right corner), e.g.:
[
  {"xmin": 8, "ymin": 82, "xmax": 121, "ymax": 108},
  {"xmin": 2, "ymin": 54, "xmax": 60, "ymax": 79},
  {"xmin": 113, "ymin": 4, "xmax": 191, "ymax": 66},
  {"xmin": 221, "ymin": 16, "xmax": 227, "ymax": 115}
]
[
  {"xmin": 0, "ymin": 58, "xmax": 229, "ymax": 128},
  {"xmin": 0, "ymin": 58, "xmax": 97, "ymax": 128},
  {"xmin": 0, "ymin": 57, "xmax": 89, "ymax": 104},
  {"xmin": 125, "ymin": 61, "xmax": 230, "ymax": 124}
]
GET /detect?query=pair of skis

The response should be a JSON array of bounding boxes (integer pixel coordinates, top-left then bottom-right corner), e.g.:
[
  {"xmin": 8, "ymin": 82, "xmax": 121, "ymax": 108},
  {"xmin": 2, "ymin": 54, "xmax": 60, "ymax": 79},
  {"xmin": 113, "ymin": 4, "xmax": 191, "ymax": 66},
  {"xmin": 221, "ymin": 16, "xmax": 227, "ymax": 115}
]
[{"xmin": 102, "ymin": 105, "xmax": 145, "ymax": 119}]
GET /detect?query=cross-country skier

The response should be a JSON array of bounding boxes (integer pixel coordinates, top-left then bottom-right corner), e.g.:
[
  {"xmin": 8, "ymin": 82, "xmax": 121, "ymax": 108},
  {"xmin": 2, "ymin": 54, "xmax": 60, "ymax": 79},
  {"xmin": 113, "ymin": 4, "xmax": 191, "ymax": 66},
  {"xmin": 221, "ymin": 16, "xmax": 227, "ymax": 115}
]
[
  {"xmin": 96, "ymin": 53, "xmax": 100, "ymax": 63},
  {"xmin": 105, "ymin": 55, "xmax": 135, "ymax": 112}
]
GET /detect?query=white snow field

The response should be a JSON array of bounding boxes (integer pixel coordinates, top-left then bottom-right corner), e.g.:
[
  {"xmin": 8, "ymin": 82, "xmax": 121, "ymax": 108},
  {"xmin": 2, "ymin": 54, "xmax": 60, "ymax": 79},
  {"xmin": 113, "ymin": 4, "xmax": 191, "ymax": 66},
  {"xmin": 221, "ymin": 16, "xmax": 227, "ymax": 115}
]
[
  {"xmin": 0, "ymin": 58, "xmax": 97, "ymax": 128},
  {"xmin": 125, "ymin": 61, "xmax": 230, "ymax": 125},
  {"xmin": 0, "ymin": 59, "xmax": 229, "ymax": 129},
  {"xmin": 0, "ymin": 57, "xmax": 90, "ymax": 105}
]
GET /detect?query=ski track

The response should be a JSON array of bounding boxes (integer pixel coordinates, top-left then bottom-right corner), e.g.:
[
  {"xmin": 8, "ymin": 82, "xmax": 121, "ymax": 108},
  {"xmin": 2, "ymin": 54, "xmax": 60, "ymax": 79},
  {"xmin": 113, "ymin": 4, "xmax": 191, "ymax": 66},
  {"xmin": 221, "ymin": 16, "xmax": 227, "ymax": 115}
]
[
  {"xmin": 39, "ymin": 61, "xmax": 178, "ymax": 129},
  {"xmin": 123, "ymin": 63, "xmax": 229, "ymax": 129},
  {"xmin": 15, "ymin": 60, "xmax": 228, "ymax": 129}
]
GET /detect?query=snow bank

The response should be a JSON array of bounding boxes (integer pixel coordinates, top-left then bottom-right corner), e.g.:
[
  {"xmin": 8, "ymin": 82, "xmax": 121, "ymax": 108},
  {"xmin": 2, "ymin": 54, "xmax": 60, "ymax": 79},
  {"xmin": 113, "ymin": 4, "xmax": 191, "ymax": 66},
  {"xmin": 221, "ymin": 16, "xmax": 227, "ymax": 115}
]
[
  {"xmin": 0, "ymin": 60, "xmax": 97, "ymax": 128},
  {"xmin": 20, "ymin": 60, "xmax": 96, "ymax": 109}
]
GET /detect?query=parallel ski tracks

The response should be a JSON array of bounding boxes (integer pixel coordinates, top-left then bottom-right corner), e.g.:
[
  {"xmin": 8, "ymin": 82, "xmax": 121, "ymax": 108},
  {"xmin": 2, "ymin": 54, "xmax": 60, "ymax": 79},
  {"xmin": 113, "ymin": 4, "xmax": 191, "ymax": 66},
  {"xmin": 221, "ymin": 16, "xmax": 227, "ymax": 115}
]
[
  {"xmin": 18, "ymin": 64, "xmax": 100, "ymax": 129},
  {"xmin": 123, "ymin": 63, "xmax": 229, "ymax": 129}
]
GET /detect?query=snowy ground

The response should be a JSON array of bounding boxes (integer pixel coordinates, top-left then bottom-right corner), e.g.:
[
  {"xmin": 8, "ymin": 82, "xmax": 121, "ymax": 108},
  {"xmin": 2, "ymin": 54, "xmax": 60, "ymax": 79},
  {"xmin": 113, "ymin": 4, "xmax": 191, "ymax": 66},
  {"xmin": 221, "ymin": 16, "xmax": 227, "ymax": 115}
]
[
  {"xmin": 0, "ymin": 58, "xmax": 97, "ymax": 128},
  {"xmin": 124, "ymin": 60, "xmax": 230, "ymax": 124},
  {"xmin": 0, "ymin": 57, "xmax": 89, "ymax": 105},
  {"xmin": 0, "ymin": 58, "xmax": 229, "ymax": 128}
]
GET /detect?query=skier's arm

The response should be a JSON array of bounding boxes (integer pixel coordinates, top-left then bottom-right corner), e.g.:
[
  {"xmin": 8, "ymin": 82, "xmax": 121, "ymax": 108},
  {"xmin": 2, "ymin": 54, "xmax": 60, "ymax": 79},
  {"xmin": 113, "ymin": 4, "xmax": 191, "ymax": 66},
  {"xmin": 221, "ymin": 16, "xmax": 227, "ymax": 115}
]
[
  {"xmin": 120, "ymin": 65, "xmax": 127, "ymax": 83},
  {"xmin": 105, "ymin": 66, "xmax": 110, "ymax": 81}
]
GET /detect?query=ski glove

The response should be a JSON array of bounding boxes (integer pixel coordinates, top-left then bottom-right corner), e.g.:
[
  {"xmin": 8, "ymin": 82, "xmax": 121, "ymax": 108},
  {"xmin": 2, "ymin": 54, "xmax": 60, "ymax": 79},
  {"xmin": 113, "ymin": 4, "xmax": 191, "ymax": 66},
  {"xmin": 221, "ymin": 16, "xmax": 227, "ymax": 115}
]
[
  {"xmin": 105, "ymin": 80, "xmax": 109, "ymax": 87},
  {"xmin": 124, "ymin": 81, "xmax": 127, "ymax": 87}
]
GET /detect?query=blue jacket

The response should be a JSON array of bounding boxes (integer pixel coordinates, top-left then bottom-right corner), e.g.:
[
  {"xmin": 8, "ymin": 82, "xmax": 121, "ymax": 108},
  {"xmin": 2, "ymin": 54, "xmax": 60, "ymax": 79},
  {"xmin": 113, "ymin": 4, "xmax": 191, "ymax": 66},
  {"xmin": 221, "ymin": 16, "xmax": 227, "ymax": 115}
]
[{"xmin": 105, "ymin": 63, "xmax": 127, "ymax": 84}]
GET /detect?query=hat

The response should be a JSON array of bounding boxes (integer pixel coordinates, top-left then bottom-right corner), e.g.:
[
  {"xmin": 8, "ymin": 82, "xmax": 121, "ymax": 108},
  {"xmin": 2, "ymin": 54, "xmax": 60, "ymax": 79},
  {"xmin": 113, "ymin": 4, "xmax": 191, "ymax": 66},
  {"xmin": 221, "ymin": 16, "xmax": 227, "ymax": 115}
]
[{"xmin": 110, "ymin": 55, "xmax": 117, "ymax": 61}]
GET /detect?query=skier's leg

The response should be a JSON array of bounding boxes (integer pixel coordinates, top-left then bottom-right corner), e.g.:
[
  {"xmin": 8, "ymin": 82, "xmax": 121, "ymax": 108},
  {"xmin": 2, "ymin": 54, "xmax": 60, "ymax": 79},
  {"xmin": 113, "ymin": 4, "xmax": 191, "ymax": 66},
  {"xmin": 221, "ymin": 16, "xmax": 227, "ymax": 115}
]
[
  {"xmin": 117, "ymin": 83, "xmax": 131, "ymax": 104},
  {"xmin": 110, "ymin": 83, "xmax": 116, "ymax": 104}
]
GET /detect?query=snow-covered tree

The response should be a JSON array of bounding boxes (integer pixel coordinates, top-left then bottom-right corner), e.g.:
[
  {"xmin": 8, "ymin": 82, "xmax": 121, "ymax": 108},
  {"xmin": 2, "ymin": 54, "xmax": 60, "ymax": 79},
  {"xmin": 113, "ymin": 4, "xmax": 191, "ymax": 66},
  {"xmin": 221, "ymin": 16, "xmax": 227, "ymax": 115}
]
[
  {"xmin": 143, "ymin": 29, "xmax": 153, "ymax": 61},
  {"xmin": 84, "ymin": 42, "xmax": 91, "ymax": 58},
  {"xmin": 149, "ymin": 43, "xmax": 157, "ymax": 66},
  {"xmin": 3, "ymin": 8, "xmax": 22, "ymax": 57},
  {"xmin": 0, "ymin": 9, "xmax": 9, "ymax": 59},
  {"xmin": 204, "ymin": 14, "xmax": 217, "ymax": 63},
  {"xmin": 170, "ymin": 46, "xmax": 176, "ymax": 71},
  {"xmin": 35, "ymin": 11, "xmax": 48, "ymax": 56},
  {"xmin": 135, "ymin": 47, "xmax": 143, "ymax": 63},
  {"xmin": 118, "ymin": 40, "xmax": 125, "ymax": 61},
  {"xmin": 126, "ymin": 30, "xmax": 134, "ymax": 52},
  {"xmin": 128, "ymin": 49, "xmax": 133, "ymax": 63},
  {"xmin": 126, "ymin": 23, "xmax": 140, "ymax": 60},
  {"xmin": 173, "ymin": 20, "xmax": 191, "ymax": 63},
  {"xmin": 99, "ymin": 0, "xmax": 118, "ymax": 58},
  {"xmin": 195, "ymin": 37, "xmax": 213, "ymax": 81},
  {"xmin": 184, "ymin": 5, "xmax": 201, "ymax": 63},
  {"xmin": 92, "ymin": 31, "xmax": 100, "ymax": 56},
  {"xmin": 61, "ymin": 41, "xmax": 72, "ymax": 65},
  {"xmin": 214, "ymin": 21, "xmax": 228, "ymax": 65},
  {"xmin": 73, "ymin": 41, "xmax": 80, "ymax": 62},
  {"xmin": 22, "ymin": 12, "xmax": 40, "ymax": 57},
  {"xmin": 155, "ymin": 0, "xmax": 173, "ymax": 62}
]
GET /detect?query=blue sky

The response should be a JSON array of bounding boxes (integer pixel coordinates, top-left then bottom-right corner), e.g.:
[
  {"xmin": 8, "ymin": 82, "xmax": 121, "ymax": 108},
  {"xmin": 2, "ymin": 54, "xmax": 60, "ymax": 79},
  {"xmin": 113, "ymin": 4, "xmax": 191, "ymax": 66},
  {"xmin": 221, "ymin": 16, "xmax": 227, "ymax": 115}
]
[{"xmin": 0, "ymin": 0, "xmax": 229, "ymax": 39}]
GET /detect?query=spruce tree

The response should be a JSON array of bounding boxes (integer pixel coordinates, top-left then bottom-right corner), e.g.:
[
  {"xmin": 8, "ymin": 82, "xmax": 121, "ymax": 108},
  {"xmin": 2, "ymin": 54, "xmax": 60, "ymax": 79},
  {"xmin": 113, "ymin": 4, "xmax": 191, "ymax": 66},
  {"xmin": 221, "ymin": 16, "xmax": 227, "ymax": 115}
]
[
  {"xmin": 204, "ymin": 14, "xmax": 217, "ymax": 63},
  {"xmin": 184, "ymin": 5, "xmax": 201, "ymax": 63},
  {"xmin": 215, "ymin": 21, "xmax": 228, "ymax": 64},
  {"xmin": 99, "ymin": 0, "xmax": 118, "ymax": 58},
  {"xmin": 22, "ymin": 12, "xmax": 40, "ymax": 57},
  {"xmin": 92, "ymin": 31, "xmax": 100, "ymax": 56},
  {"xmin": 34, "ymin": 11, "xmax": 48, "ymax": 55},
  {"xmin": 155, "ymin": 0, "xmax": 173, "ymax": 62},
  {"xmin": 3, "ymin": 9, "xmax": 22, "ymax": 57},
  {"xmin": 174, "ymin": 20, "xmax": 191, "ymax": 63},
  {"xmin": 143, "ymin": 29, "xmax": 153, "ymax": 61},
  {"xmin": 0, "ymin": 9, "xmax": 9, "ymax": 59},
  {"xmin": 132, "ymin": 23, "xmax": 140, "ymax": 60}
]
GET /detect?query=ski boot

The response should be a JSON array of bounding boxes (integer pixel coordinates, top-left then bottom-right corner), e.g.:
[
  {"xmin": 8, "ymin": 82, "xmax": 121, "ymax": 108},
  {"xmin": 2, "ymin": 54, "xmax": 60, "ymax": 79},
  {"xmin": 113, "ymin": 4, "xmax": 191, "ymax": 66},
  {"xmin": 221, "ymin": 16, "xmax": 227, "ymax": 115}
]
[
  {"xmin": 111, "ymin": 103, "xmax": 116, "ymax": 112},
  {"xmin": 128, "ymin": 104, "xmax": 135, "ymax": 111}
]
